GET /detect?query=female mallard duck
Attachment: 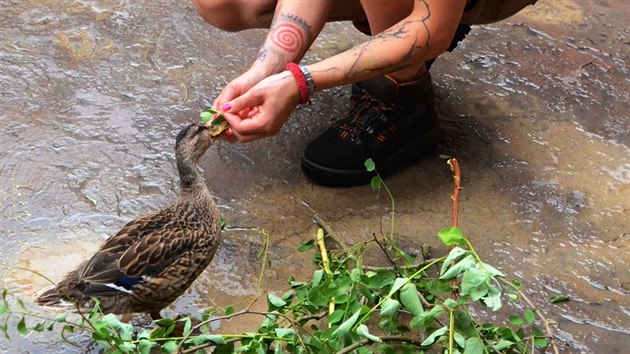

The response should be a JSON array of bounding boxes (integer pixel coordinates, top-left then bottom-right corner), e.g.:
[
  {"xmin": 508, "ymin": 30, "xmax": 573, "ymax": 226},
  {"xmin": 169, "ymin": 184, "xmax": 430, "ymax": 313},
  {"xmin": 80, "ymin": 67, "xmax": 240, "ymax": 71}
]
[{"xmin": 35, "ymin": 121, "xmax": 228, "ymax": 319}]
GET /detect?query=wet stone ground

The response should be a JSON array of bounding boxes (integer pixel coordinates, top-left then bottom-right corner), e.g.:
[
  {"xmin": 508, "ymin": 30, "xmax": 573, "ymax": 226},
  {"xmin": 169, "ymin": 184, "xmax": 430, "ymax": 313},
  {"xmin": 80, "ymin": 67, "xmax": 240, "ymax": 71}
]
[{"xmin": 1, "ymin": 0, "xmax": 628, "ymax": 353}]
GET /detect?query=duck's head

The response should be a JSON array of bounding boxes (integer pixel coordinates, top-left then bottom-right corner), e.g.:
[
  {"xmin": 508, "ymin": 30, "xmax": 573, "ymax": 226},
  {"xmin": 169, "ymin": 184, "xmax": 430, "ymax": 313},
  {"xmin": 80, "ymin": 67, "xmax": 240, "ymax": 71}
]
[{"xmin": 175, "ymin": 121, "xmax": 227, "ymax": 162}]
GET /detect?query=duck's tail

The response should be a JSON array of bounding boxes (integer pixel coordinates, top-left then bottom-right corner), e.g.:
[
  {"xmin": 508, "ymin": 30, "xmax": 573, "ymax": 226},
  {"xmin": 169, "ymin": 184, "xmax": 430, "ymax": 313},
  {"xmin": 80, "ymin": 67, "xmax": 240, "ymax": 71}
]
[{"xmin": 33, "ymin": 286, "xmax": 76, "ymax": 311}]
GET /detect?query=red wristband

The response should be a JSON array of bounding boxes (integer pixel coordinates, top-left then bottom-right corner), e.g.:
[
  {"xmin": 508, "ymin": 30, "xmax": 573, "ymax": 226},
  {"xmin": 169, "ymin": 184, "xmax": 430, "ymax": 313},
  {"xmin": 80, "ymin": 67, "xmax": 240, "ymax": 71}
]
[{"xmin": 285, "ymin": 62, "xmax": 310, "ymax": 104}]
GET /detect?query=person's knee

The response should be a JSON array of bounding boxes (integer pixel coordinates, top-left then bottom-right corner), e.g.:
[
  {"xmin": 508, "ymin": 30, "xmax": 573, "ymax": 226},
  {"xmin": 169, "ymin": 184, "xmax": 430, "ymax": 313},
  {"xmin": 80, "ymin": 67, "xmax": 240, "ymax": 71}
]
[{"xmin": 192, "ymin": 0, "xmax": 268, "ymax": 32}]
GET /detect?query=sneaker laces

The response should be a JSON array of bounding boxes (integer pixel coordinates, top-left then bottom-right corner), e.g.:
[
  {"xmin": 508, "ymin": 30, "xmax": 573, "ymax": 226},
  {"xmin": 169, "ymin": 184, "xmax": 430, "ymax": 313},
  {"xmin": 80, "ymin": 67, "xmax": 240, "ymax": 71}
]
[{"xmin": 337, "ymin": 89, "xmax": 397, "ymax": 142}]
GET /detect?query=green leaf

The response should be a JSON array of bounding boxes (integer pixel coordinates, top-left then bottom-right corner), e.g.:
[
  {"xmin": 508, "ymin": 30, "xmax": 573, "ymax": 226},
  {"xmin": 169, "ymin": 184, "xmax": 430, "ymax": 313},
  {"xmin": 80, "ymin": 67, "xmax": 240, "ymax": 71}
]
[
  {"xmin": 307, "ymin": 287, "xmax": 329, "ymax": 307},
  {"xmin": 400, "ymin": 283, "xmax": 424, "ymax": 316},
  {"xmin": 54, "ymin": 314, "xmax": 66, "ymax": 323},
  {"xmin": 443, "ymin": 298, "xmax": 458, "ymax": 308},
  {"xmin": 363, "ymin": 270, "xmax": 395, "ymax": 289},
  {"xmin": 380, "ymin": 298, "xmax": 401, "ymax": 318},
  {"xmin": 440, "ymin": 254, "xmax": 476, "ymax": 279},
  {"xmin": 16, "ymin": 299, "xmax": 26, "ymax": 311},
  {"xmin": 327, "ymin": 309, "xmax": 344, "ymax": 324},
  {"xmin": 225, "ymin": 306, "xmax": 234, "ymax": 316},
  {"xmin": 261, "ymin": 313, "xmax": 277, "ymax": 328},
  {"xmin": 17, "ymin": 317, "xmax": 28, "ymax": 336},
  {"xmin": 298, "ymin": 239, "xmax": 315, "ymax": 252},
  {"xmin": 350, "ymin": 268, "xmax": 362, "ymax": 282},
  {"xmin": 214, "ymin": 342, "xmax": 235, "ymax": 354},
  {"xmin": 200, "ymin": 111, "xmax": 213, "ymax": 121},
  {"xmin": 437, "ymin": 226, "xmax": 466, "ymax": 246},
  {"xmin": 482, "ymin": 286, "xmax": 502, "ymax": 311},
  {"xmin": 480, "ymin": 262, "xmax": 505, "ymax": 277},
  {"xmin": 267, "ymin": 293, "xmax": 287, "ymax": 308},
  {"xmin": 461, "ymin": 266, "xmax": 490, "ymax": 300},
  {"xmin": 0, "ymin": 323, "xmax": 9, "ymax": 339},
  {"xmin": 463, "ymin": 337, "xmax": 484, "ymax": 354},
  {"xmin": 137, "ymin": 339, "xmax": 156, "ymax": 354},
  {"xmin": 549, "ymin": 295, "xmax": 570, "ymax": 304},
  {"xmin": 33, "ymin": 322, "xmax": 45, "ymax": 332},
  {"xmin": 532, "ymin": 326, "xmax": 544, "ymax": 337},
  {"xmin": 275, "ymin": 328, "xmax": 295, "ymax": 338},
  {"xmin": 356, "ymin": 324, "xmax": 382, "ymax": 342},
  {"xmin": 200, "ymin": 108, "xmax": 218, "ymax": 123},
  {"xmin": 331, "ymin": 308, "xmax": 361, "ymax": 338},
  {"xmin": 100, "ymin": 313, "xmax": 134, "ymax": 341},
  {"xmin": 188, "ymin": 334, "xmax": 225, "ymax": 345},
  {"xmin": 534, "ymin": 337, "xmax": 548, "ymax": 347},
  {"xmin": 210, "ymin": 115, "xmax": 225, "ymax": 127},
  {"xmin": 0, "ymin": 304, "xmax": 7, "ymax": 315},
  {"xmin": 410, "ymin": 306, "xmax": 444, "ymax": 328},
  {"xmin": 137, "ymin": 329, "xmax": 151, "ymax": 340},
  {"xmin": 420, "ymin": 326, "xmax": 448, "ymax": 347},
  {"xmin": 312, "ymin": 269, "xmax": 324, "ymax": 287},
  {"xmin": 370, "ymin": 176, "xmax": 382, "ymax": 190},
  {"xmin": 162, "ymin": 341, "xmax": 178, "ymax": 353},
  {"xmin": 274, "ymin": 342, "xmax": 283, "ymax": 354},
  {"xmin": 364, "ymin": 158, "xmax": 376, "ymax": 172},
  {"xmin": 388, "ymin": 277, "xmax": 410, "ymax": 296},
  {"xmin": 181, "ymin": 317, "xmax": 192, "ymax": 337},
  {"xmin": 440, "ymin": 246, "xmax": 469, "ymax": 275},
  {"xmin": 524, "ymin": 310, "xmax": 536, "ymax": 324},
  {"xmin": 155, "ymin": 318, "xmax": 174, "ymax": 326},
  {"xmin": 492, "ymin": 339, "xmax": 515, "ymax": 350},
  {"xmin": 508, "ymin": 315, "xmax": 523, "ymax": 326}
]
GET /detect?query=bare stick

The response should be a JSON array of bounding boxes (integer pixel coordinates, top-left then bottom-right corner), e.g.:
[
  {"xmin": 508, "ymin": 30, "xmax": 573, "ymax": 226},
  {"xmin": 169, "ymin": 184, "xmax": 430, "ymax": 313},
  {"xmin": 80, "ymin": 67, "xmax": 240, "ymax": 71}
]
[
  {"xmin": 447, "ymin": 159, "xmax": 462, "ymax": 302},
  {"xmin": 317, "ymin": 228, "xmax": 336, "ymax": 320},
  {"xmin": 302, "ymin": 199, "xmax": 348, "ymax": 249},
  {"xmin": 371, "ymin": 232, "xmax": 400, "ymax": 274},
  {"xmin": 446, "ymin": 158, "xmax": 462, "ymax": 352},
  {"xmin": 447, "ymin": 158, "xmax": 462, "ymax": 228}
]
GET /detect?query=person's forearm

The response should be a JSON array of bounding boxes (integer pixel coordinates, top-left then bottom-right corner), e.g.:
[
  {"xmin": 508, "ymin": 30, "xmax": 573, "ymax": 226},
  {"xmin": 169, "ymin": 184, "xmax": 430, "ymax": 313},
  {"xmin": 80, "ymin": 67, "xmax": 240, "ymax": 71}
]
[
  {"xmin": 307, "ymin": 0, "xmax": 466, "ymax": 90},
  {"xmin": 252, "ymin": 0, "xmax": 332, "ymax": 75}
]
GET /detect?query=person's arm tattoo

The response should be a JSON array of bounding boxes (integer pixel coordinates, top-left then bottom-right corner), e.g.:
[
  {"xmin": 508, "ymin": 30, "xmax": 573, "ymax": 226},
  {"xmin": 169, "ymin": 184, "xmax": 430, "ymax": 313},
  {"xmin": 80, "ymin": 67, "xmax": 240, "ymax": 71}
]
[
  {"xmin": 347, "ymin": 0, "xmax": 432, "ymax": 77},
  {"xmin": 257, "ymin": 11, "xmax": 313, "ymax": 64},
  {"xmin": 270, "ymin": 22, "xmax": 305, "ymax": 53}
]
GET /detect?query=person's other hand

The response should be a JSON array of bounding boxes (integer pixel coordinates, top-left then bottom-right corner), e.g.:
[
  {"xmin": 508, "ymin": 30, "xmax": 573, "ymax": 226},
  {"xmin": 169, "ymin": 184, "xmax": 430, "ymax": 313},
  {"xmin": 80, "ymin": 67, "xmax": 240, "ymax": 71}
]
[{"xmin": 220, "ymin": 71, "xmax": 300, "ymax": 142}]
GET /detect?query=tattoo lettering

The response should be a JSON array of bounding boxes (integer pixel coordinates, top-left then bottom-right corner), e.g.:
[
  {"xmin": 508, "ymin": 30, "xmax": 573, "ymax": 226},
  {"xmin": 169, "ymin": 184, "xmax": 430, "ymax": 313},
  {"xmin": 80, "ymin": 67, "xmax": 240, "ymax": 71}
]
[
  {"xmin": 270, "ymin": 22, "xmax": 305, "ymax": 53},
  {"xmin": 280, "ymin": 12, "xmax": 312, "ymax": 32}
]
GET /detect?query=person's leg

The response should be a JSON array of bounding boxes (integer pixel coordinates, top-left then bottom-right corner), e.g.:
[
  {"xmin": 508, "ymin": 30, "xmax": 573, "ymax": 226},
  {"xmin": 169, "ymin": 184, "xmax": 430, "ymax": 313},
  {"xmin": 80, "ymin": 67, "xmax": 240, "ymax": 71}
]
[
  {"xmin": 192, "ymin": 0, "xmax": 276, "ymax": 31},
  {"xmin": 192, "ymin": 0, "xmax": 367, "ymax": 32}
]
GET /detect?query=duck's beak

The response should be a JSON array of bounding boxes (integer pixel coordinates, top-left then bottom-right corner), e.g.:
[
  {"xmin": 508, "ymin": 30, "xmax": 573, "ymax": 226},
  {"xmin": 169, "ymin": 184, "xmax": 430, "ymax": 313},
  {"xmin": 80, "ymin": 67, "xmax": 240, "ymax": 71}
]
[
  {"xmin": 198, "ymin": 111, "xmax": 230, "ymax": 140},
  {"xmin": 201, "ymin": 120, "xmax": 229, "ymax": 141}
]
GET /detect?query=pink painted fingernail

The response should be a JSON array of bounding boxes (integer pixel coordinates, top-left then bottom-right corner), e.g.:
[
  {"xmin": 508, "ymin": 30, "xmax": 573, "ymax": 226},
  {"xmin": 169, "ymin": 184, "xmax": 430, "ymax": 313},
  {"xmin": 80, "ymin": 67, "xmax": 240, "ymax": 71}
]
[
  {"xmin": 225, "ymin": 129, "xmax": 234, "ymax": 138},
  {"xmin": 221, "ymin": 103, "xmax": 232, "ymax": 112}
]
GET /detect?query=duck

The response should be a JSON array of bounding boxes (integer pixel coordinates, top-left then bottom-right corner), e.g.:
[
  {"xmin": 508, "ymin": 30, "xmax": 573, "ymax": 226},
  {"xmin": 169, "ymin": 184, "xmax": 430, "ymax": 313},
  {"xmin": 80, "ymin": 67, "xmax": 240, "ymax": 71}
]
[{"xmin": 35, "ymin": 120, "xmax": 228, "ymax": 320}]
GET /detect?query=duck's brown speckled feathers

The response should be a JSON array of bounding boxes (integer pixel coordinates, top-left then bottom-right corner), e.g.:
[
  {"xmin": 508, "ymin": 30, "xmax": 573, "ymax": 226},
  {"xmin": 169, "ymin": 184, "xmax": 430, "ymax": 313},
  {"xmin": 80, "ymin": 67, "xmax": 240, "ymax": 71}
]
[{"xmin": 35, "ymin": 124, "xmax": 222, "ymax": 318}]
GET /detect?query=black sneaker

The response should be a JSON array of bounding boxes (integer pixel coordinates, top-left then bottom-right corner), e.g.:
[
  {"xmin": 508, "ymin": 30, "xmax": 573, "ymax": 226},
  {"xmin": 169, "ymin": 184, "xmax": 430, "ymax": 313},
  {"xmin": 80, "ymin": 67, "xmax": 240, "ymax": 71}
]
[{"xmin": 301, "ymin": 73, "xmax": 440, "ymax": 187}]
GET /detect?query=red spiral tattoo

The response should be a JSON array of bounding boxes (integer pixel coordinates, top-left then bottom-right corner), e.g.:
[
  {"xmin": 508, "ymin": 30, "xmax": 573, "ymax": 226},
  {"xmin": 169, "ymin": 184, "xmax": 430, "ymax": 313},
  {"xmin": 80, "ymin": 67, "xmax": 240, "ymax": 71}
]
[{"xmin": 270, "ymin": 23, "xmax": 304, "ymax": 53}]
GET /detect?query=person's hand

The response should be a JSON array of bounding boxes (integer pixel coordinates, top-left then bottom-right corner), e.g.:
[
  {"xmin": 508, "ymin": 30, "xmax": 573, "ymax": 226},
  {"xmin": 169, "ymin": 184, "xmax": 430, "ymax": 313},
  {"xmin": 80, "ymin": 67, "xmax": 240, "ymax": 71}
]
[
  {"xmin": 220, "ymin": 71, "xmax": 300, "ymax": 142},
  {"xmin": 213, "ymin": 66, "xmax": 270, "ymax": 113}
]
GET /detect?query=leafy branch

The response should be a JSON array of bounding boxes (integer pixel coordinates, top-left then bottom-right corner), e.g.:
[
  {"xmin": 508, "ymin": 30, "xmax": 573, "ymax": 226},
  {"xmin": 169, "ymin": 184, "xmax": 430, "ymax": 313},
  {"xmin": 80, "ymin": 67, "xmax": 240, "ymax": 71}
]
[{"xmin": 0, "ymin": 158, "xmax": 560, "ymax": 353}]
